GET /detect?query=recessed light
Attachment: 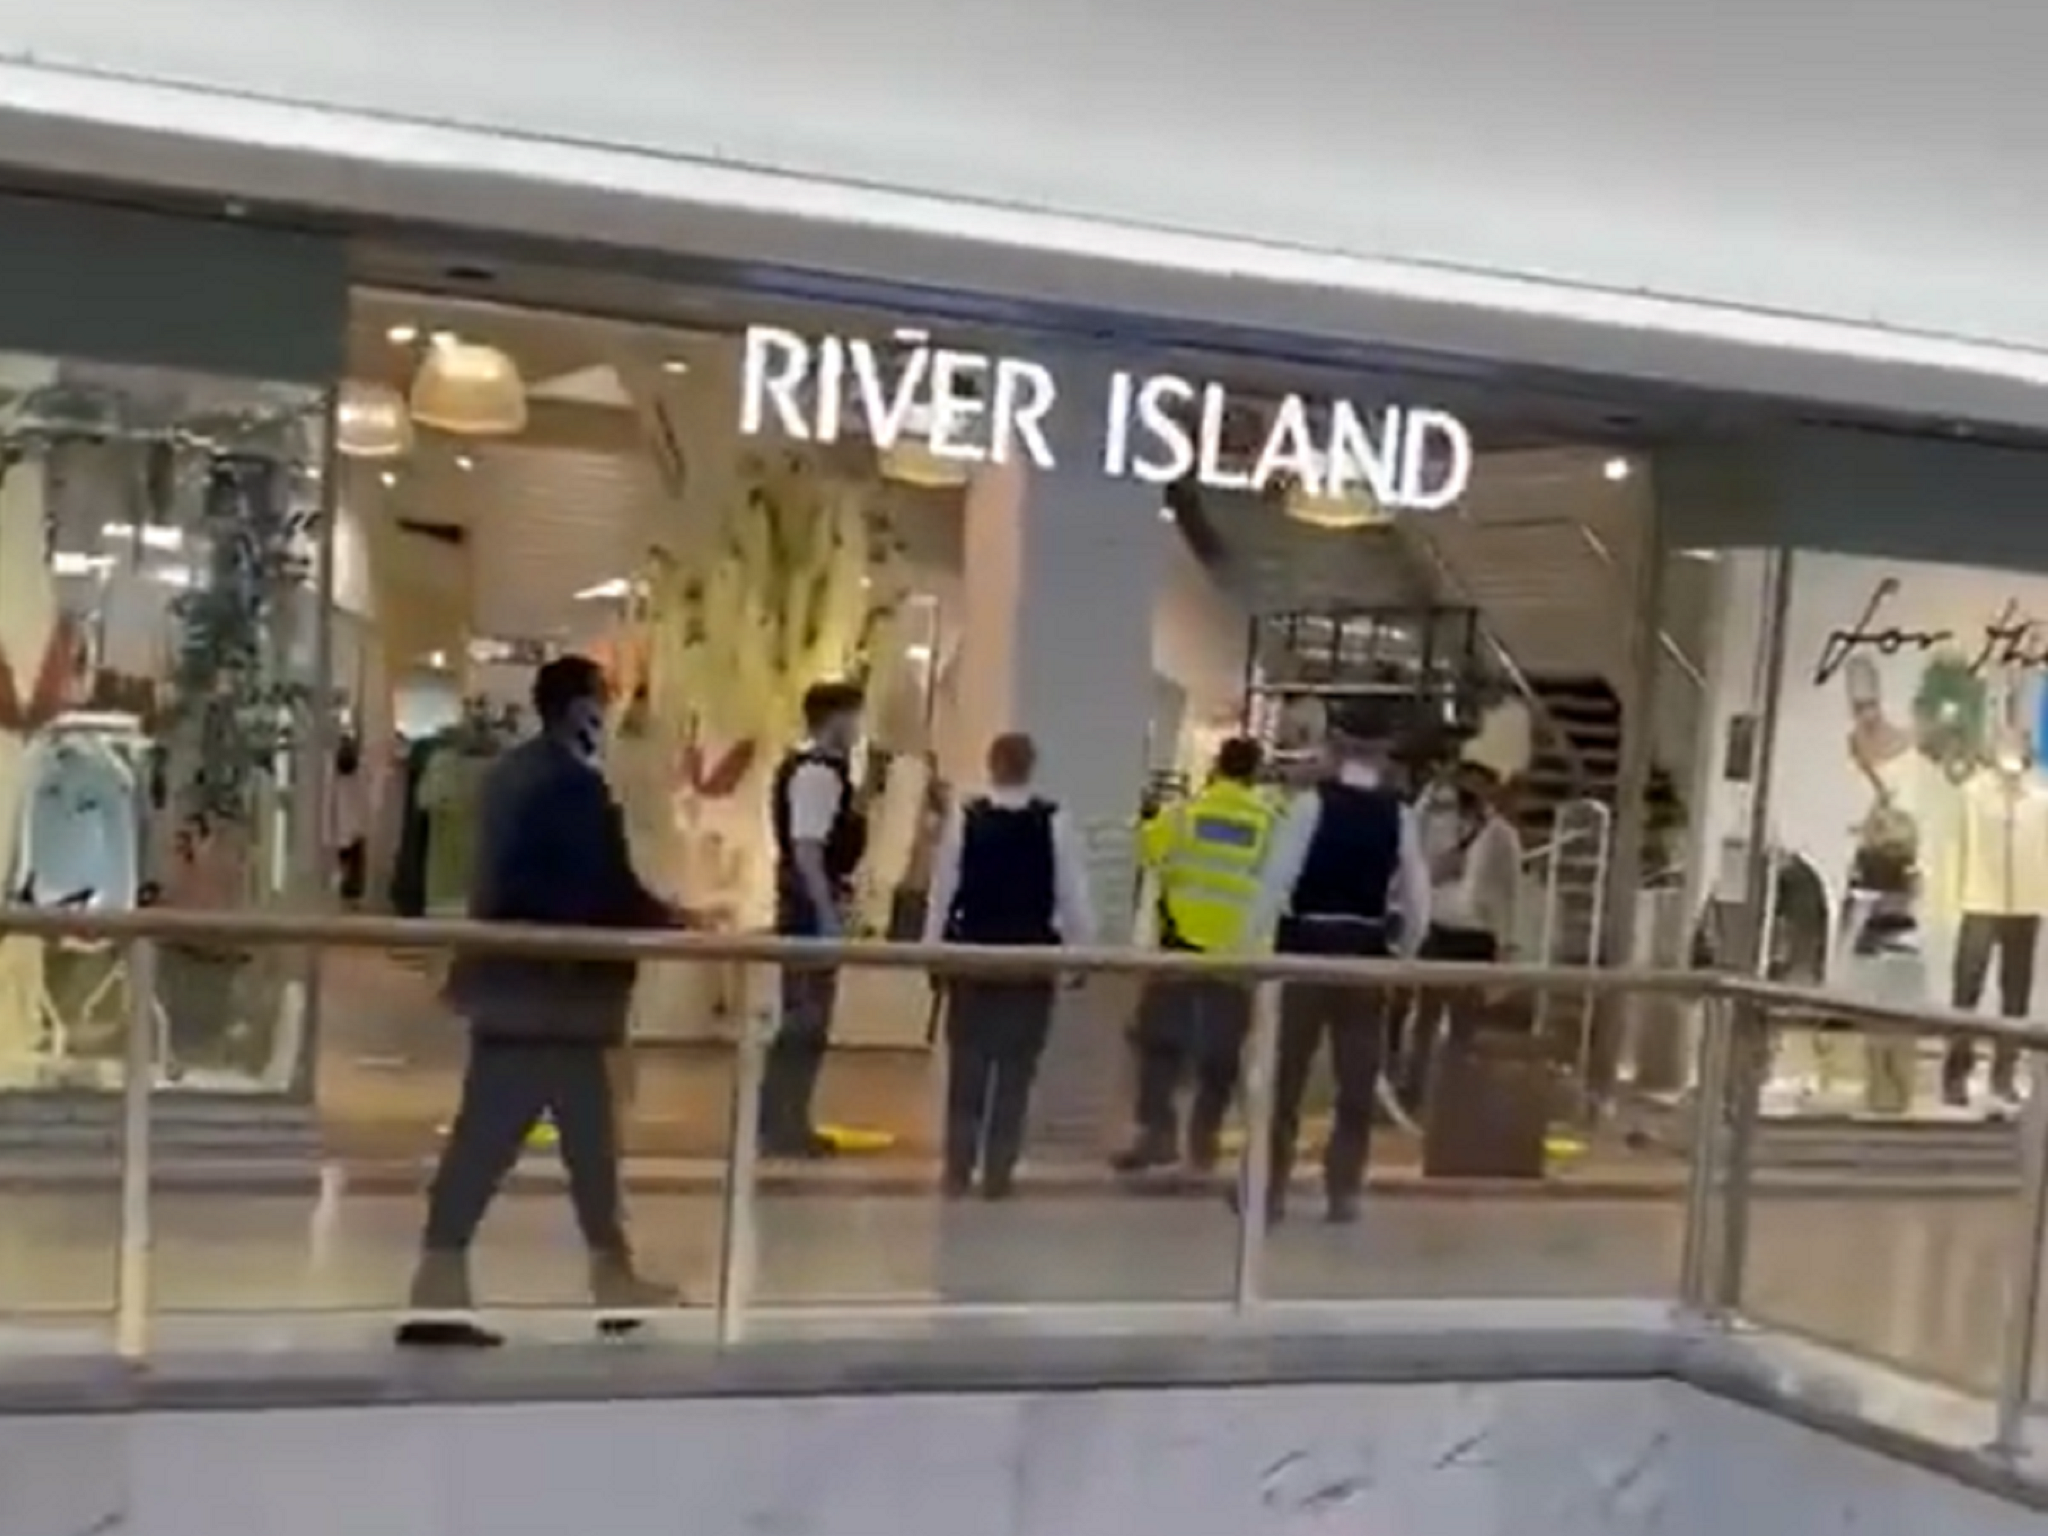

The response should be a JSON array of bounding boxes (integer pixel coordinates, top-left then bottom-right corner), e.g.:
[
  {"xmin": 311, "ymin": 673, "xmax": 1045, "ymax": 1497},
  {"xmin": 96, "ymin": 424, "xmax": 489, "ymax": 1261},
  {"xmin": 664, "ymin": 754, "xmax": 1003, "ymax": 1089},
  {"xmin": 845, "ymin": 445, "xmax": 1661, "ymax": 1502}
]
[
  {"xmin": 454, "ymin": 453, "xmax": 475, "ymax": 472},
  {"xmin": 430, "ymin": 329, "xmax": 458, "ymax": 347},
  {"xmin": 1603, "ymin": 457, "xmax": 1632, "ymax": 482},
  {"xmin": 1157, "ymin": 504, "xmax": 1176, "ymax": 522},
  {"xmin": 662, "ymin": 359, "xmax": 690, "ymax": 375},
  {"xmin": 380, "ymin": 470, "xmax": 399, "ymax": 489},
  {"xmin": 386, "ymin": 324, "xmax": 418, "ymax": 345}
]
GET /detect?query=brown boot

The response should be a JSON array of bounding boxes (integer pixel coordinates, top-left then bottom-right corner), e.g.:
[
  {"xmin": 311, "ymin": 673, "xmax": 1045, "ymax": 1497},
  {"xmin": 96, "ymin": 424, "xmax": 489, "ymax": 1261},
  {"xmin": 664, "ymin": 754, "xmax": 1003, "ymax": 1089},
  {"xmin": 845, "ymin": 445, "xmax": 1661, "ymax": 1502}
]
[
  {"xmin": 396, "ymin": 1249, "xmax": 502, "ymax": 1348},
  {"xmin": 589, "ymin": 1249, "xmax": 680, "ymax": 1334}
]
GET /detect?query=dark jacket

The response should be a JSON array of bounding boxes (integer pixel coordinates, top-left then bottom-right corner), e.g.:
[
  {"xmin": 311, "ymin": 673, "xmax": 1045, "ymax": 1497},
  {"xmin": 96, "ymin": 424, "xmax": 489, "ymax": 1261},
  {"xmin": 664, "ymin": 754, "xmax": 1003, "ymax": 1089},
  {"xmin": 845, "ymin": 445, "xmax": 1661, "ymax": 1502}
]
[{"xmin": 443, "ymin": 735, "xmax": 668, "ymax": 1046}]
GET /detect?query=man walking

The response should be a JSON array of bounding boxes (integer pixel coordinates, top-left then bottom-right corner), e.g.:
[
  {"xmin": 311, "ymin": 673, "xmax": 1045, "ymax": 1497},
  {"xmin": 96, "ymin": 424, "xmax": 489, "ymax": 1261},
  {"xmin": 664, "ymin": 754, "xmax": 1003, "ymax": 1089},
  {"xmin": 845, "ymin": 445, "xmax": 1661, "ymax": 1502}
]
[
  {"xmin": 758, "ymin": 680, "xmax": 869, "ymax": 1157},
  {"xmin": 1114, "ymin": 736, "xmax": 1277, "ymax": 1175},
  {"xmin": 1242, "ymin": 703, "xmax": 1431, "ymax": 1224},
  {"xmin": 399, "ymin": 655, "xmax": 688, "ymax": 1347},
  {"xmin": 924, "ymin": 732, "xmax": 1095, "ymax": 1198}
]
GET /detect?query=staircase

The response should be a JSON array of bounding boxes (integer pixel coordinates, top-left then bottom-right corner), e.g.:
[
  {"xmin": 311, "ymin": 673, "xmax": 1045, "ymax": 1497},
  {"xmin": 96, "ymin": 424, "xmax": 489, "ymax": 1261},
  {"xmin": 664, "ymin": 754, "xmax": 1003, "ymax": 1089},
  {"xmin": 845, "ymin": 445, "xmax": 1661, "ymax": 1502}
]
[{"xmin": 1521, "ymin": 674, "xmax": 1623, "ymax": 844}]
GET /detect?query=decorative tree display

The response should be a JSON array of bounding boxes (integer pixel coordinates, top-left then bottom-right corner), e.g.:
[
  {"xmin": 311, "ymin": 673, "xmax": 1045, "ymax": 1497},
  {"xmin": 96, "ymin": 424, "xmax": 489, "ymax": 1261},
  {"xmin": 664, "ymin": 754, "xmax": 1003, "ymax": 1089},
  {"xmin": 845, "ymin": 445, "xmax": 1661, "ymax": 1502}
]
[
  {"xmin": 163, "ymin": 455, "xmax": 319, "ymax": 849},
  {"xmin": 623, "ymin": 445, "xmax": 904, "ymax": 928}
]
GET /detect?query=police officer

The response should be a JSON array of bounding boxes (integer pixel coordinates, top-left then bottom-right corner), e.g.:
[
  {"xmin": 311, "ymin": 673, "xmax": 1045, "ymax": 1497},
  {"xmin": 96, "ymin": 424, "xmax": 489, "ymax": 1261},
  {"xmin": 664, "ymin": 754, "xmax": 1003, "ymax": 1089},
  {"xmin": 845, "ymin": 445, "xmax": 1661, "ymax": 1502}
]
[
  {"xmin": 1114, "ymin": 737, "xmax": 1277, "ymax": 1174},
  {"xmin": 1242, "ymin": 703, "xmax": 1431, "ymax": 1223},
  {"xmin": 923, "ymin": 732, "xmax": 1096, "ymax": 1197},
  {"xmin": 757, "ymin": 679, "xmax": 869, "ymax": 1158}
]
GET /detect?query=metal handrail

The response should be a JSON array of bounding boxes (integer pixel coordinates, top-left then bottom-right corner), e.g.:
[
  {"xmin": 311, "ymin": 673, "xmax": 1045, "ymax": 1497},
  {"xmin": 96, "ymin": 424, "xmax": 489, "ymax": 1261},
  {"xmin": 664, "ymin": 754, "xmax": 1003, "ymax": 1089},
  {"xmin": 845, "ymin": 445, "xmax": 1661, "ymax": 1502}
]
[
  {"xmin": 10, "ymin": 901, "xmax": 2048, "ymax": 1461},
  {"xmin": 0, "ymin": 905, "xmax": 2042, "ymax": 1051}
]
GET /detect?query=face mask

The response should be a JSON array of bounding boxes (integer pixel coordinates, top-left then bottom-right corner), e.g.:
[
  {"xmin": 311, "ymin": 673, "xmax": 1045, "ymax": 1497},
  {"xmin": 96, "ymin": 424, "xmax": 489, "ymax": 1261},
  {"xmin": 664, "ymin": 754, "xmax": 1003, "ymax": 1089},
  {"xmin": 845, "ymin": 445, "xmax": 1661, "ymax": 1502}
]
[{"xmin": 562, "ymin": 696, "xmax": 606, "ymax": 765}]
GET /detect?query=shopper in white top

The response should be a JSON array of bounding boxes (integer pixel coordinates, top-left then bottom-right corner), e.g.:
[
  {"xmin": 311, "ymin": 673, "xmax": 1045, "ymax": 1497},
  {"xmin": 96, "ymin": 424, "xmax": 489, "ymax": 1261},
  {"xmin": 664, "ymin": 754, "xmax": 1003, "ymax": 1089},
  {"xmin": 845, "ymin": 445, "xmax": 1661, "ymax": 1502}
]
[{"xmin": 1399, "ymin": 762, "xmax": 1521, "ymax": 1110}]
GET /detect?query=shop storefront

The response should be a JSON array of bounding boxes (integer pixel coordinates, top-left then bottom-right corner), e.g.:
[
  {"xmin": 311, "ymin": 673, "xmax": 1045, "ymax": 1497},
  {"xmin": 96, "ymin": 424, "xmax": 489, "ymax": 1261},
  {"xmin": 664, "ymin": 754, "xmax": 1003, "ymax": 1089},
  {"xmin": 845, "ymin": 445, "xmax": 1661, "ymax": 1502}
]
[{"xmin": 15, "ymin": 174, "xmax": 2048, "ymax": 1174}]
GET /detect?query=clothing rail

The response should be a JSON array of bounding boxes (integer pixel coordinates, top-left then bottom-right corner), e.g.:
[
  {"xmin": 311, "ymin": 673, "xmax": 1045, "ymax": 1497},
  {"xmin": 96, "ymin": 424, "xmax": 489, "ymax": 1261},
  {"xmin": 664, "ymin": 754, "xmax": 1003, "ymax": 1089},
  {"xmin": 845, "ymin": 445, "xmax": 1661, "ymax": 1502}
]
[{"xmin": 5, "ymin": 902, "xmax": 2048, "ymax": 1469}]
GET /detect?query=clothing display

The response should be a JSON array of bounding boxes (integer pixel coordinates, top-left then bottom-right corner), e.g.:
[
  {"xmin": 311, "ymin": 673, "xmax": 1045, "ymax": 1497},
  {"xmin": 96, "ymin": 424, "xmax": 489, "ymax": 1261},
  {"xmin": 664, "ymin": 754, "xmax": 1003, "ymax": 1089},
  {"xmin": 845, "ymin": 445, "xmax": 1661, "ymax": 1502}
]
[
  {"xmin": 13, "ymin": 731, "xmax": 140, "ymax": 911},
  {"xmin": 417, "ymin": 747, "xmax": 492, "ymax": 913},
  {"xmin": 1933, "ymin": 765, "xmax": 2048, "ymax": 1103}
]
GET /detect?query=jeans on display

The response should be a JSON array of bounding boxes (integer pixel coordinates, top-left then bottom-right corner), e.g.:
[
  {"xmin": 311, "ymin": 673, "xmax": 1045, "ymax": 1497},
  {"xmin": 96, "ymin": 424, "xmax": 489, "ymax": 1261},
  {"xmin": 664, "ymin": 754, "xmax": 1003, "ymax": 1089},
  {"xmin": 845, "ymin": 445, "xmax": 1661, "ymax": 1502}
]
[
  {"xmin": 758, "ymin": 890, "xmax": 842, "ymax": 1152},
  {"xmin": 1127, "ymin": 941, "xmax": 1253, "ymax": 1168},
  {"xmin": 1943, "ymin": 911, "xmax": 2039, "ymax": 1098},
  {"xmin": 941, "ymin": 978, "xmax": 1057, "ymax": 1194},
  {"xmin": 1267, "ymin": 918, "xmax": 1394, "ymax": 1215}
]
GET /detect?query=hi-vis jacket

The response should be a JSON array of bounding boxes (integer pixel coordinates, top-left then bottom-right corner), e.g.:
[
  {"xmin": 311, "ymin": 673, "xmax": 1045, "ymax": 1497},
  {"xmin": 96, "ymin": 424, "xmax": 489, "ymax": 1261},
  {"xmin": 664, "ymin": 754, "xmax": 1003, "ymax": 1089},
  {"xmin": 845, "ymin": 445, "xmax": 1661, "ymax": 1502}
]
[{"xmin": 1139, "ymin": 780, "xmax": 1280, "ymax": 952}]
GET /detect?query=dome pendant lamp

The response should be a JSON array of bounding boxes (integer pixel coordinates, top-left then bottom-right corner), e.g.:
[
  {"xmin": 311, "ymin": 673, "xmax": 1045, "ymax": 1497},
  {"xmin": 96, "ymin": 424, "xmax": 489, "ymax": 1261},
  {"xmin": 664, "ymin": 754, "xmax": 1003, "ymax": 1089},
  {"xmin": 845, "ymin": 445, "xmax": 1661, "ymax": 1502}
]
[
  {"xmin": 334, "ymin": 379, "xmax": 414, "ymax": 459},
  {"xmin": 409, "ymin": 333, "xmax": 528, "ymax": 436}
]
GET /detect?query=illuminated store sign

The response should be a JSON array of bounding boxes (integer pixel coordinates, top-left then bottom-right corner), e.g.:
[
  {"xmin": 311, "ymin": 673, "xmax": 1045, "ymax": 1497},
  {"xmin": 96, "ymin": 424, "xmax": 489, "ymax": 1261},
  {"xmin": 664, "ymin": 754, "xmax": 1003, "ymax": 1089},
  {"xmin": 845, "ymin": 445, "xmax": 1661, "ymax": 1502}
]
[{"xmin": 738, "ymin": 326, "xmax": 1474, "ymax": 512}]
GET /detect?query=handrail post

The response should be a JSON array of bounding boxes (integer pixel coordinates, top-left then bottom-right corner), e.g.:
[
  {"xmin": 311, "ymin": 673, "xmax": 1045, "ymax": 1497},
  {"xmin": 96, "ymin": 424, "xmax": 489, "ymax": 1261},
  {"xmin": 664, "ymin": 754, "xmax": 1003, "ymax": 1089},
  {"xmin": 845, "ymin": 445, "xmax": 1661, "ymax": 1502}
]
[
  {"xmin": 714, "ymin": 960, "xmax": 770, "ymax": 1346},
  {"xmin": 115, "ymin": 938, "xmax": 157, "ymax": 1362},
  {"xmin": 1710, "ymin": 996, "xmax": 1765, "ymax": 1320},
  {"xmin": 1990, "ymin": 1042, "xmax": 2048, "ymax": 1459},
  {"xmin": 1233, "ymin": 979, "xmax": 1281, "ymax": 1313},
  {"xmin": 1677, "ymin": 992, "xmax": 1732, "ymax": 1312}
]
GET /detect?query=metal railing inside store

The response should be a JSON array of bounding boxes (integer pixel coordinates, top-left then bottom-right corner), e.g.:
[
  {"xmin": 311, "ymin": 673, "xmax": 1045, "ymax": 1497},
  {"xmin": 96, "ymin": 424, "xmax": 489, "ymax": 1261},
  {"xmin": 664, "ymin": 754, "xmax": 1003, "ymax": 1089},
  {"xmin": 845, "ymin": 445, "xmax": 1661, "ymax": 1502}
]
[{"xmin": 1, "ymin": 907, "xmax": 2047, "ymax": 1474}]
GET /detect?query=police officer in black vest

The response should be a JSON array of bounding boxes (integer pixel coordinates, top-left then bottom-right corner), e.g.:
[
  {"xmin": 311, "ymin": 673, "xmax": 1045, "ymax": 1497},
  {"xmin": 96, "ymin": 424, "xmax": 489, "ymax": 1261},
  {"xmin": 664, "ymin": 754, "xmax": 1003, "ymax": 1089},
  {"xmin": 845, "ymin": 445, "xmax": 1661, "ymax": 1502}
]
[
  {"xmin": 923, "ymin": 732, "xmax": 1096, "ymax": 1198},
  {"xmin": 1242, "ymin": 702, "xmax": 1431, "ymax": 1224},
  {"xmin": 758, "ymin": 680, "xmax": 869, "ymax": 1158}
]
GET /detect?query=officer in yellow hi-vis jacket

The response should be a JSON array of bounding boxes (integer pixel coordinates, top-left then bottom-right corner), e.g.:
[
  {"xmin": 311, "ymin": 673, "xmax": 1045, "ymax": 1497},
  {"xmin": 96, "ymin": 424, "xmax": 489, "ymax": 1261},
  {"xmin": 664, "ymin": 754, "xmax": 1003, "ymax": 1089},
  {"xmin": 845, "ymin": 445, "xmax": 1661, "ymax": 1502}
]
[{"xmin": 1113, "ymin": 737, "xmax": 1278, "ymax": 1173}]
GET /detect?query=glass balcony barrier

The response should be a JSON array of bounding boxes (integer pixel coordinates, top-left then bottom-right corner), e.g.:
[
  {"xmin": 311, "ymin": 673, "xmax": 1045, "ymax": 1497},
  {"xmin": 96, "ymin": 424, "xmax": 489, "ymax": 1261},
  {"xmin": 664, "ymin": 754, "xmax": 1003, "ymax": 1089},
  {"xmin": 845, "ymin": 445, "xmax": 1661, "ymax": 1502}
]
[{"xmin": 0, "ymin": 908, "xmax": 2044, "ymax": 1462}]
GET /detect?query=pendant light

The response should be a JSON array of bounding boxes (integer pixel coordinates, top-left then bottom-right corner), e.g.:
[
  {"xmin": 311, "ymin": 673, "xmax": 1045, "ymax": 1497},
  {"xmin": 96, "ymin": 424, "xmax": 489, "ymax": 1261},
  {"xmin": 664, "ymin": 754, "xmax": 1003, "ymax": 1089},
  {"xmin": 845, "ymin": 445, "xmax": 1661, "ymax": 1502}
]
[
  {"xmin": 334, "ymin": 379, "xmax": 413, "ymax": 459},
  {"xmin": 1283, "ymin": 452, "xmax": 1390, "ymax": 530},
  {"xmin": 409, "ymin": 333, "xmax": 528, "ymax": 437},
  {"xmin": 877, "ymin": 402, "xmax": 974, "ymax": 490}
]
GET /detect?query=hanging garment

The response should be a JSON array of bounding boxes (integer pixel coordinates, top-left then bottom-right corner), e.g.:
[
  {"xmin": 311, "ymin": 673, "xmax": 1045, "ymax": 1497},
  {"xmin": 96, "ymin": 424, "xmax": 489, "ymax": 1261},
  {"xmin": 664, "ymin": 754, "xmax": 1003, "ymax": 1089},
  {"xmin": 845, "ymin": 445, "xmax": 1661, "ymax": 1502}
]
[
  {"xmin": 13, "ymin": 736, "xmax": 138, "ymax": 909},
  {"xmin": 388, "ymin": 738, "xmax": 437, "ymax": 917},
  {"xmin": 418, "ymin": 747, "xmax": 491, "ymax": 912},
  {"xmin": 1929, "ymin": 768, "xmax": 2048, "ymax": 919}
]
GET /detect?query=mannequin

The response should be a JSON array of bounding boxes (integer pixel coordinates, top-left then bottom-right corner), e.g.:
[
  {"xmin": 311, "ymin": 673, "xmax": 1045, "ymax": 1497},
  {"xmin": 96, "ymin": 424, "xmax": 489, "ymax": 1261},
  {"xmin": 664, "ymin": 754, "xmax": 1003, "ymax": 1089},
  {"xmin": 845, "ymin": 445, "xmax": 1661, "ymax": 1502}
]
[
  {"xmin": 0, "ymin": 433, "xmax": 62, "ymax": 1079},
  {"xmin": 1836, "ymin": 653, "xmax": 1982, "ymax": 1114},
  {"xmin": 1937, "ymin": 729, "xmax": 2048, "ymax": 1109}
]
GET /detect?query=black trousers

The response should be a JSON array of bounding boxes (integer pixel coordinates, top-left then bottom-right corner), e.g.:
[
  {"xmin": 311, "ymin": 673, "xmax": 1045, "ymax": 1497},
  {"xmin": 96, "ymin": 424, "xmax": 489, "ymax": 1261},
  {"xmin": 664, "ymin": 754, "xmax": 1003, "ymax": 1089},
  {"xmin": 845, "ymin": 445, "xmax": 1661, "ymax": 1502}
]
[
  {"xmin": 1395, "ymin": 926, "xmax": 1501, "ymax": 1109},
  {"xmin": 1269, "ymin": 920, "xmax": 1393, "ymax": 1202},
  {"xmin": 1130, "ymin": 954, "xmax": 1252, "ymax": 1163},
  {"xmin": 1945, "ymin": 912, "xmax": 2038, "ymax": 1092},
  {"xmin": 943, "ymin": 979, "xmax": 1056, "ymax": 1187},
  {"xmin": 758, "ymin": 896, "xmax": 841, "ymax": 1148},
  {"xmin": 422, "ymin": 1042, "xmax": 626, "ymax": 1255}
]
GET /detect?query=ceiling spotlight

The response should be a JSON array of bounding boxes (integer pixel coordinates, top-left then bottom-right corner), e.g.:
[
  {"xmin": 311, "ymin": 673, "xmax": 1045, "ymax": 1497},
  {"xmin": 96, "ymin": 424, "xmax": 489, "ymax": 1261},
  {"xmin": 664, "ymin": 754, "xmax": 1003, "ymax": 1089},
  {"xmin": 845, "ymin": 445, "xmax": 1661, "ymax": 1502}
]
[
  {"xmin": 1603, "ymin": 456, "xmax": 1632, "ymax": 482},
  {"xmin": 380, "ymin": 469, "xmax": 399, "ymax": 489},
  {"xmin": 661, "ymin": 359, "xmax": 690, "ymax": 375},
  {"xmin": 454, "ymin": 452, "xmax": 475, "ymax": 472},
  {"xmin": 1157, "ymin": 504, "xmax": 1176, "ymax": 522},
  {"xmin": 386, "ymin": 324, "xmax": 418, "ymax": 345}
]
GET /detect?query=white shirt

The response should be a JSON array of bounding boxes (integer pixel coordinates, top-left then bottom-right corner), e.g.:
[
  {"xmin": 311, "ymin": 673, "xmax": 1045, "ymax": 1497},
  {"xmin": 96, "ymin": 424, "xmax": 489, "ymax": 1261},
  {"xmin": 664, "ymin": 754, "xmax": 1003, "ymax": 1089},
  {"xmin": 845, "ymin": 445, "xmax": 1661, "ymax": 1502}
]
[
  {"xmin": 1430, "ymin": 815, "xmax": 1522, "ymax": 945},
  {"xmin": 787, "ymin": 743, "xmax": 848, "ymax": 845},
  {"xmin": 921, "ymin": 786, "xmax": 1097, "ymax": 946},
  {"xmin": 1244, "ymin": 764, "xmax": 1433, "ymax": 956}
]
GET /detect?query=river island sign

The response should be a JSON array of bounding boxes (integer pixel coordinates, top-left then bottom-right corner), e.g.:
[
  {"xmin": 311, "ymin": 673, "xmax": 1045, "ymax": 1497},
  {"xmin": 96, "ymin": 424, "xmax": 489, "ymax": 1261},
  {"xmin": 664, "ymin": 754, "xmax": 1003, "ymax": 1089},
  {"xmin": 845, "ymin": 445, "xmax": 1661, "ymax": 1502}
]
[{"xmin": 737, "ymin": 325, "xmax": 1474, "ymax": 512}]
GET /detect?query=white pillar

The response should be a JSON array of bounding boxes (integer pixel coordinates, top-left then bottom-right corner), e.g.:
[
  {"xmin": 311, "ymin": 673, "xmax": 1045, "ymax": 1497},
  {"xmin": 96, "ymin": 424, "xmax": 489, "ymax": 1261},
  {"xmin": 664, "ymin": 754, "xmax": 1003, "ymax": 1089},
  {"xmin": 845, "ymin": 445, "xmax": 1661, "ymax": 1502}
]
[{"xmin": 950, "ymin": 361, "xmax": 1170, "ymax": 1154}]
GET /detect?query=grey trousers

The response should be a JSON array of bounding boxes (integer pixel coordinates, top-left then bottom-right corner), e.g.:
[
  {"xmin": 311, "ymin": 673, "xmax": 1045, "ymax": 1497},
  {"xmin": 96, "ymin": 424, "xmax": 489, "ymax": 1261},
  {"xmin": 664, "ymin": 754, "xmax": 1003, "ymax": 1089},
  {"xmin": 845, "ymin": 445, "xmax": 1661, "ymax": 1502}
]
[{"xmin": 422, "ymin": 1043, "xmax": 627, "ymax": 1255}]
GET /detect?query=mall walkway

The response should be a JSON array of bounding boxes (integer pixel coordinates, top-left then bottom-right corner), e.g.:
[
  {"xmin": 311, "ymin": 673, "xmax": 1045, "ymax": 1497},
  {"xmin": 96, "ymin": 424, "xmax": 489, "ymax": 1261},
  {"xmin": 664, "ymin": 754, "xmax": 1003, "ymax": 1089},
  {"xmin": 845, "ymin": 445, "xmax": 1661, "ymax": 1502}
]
[{"xmin": 0, "ymin": 1184, "xmax": 2014, "ymax": 1391}]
